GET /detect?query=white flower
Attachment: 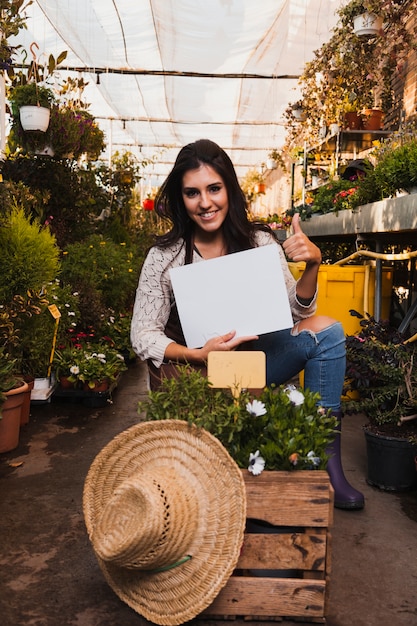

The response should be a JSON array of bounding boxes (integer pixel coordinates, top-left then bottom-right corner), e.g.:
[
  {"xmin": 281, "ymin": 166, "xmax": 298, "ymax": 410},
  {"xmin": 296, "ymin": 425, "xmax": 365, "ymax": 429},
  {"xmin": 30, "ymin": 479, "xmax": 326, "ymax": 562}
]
[
  {"xmin": 70, "ymin": 365, "xmax": 79, "ymax": 375},
  {"xmin": 285, "ymin": 384, "xmax": 305, "ymax": 406},
  {"xmin": 246, "ymin": 399, "xmax": 267, "ymax": 417},
  {"xmin": 248, "ymin": 450, "xmax": 265, "ymax": 475},
  {"xmin": 68, "ymin": 311, "xmax": 75, "ymax": 316},
  {"xmin": 306, "ymin": 451, "xmax": 320, "ymax": 467}
]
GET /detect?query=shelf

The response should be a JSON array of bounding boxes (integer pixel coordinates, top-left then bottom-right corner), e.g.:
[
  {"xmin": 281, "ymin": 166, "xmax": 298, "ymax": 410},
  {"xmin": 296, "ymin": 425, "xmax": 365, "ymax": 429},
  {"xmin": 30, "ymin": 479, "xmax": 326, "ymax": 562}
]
[{"xmin": 312, "ymin": 129, "xmax": 391, "ymax": 158}]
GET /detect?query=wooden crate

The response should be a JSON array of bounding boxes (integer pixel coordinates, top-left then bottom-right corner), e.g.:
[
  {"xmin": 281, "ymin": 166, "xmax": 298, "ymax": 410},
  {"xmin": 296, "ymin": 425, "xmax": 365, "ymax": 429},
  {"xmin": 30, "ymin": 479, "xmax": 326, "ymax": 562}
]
[{"xmin": 203, "ymin": 470, "xmax": 334, "ymax": 623}]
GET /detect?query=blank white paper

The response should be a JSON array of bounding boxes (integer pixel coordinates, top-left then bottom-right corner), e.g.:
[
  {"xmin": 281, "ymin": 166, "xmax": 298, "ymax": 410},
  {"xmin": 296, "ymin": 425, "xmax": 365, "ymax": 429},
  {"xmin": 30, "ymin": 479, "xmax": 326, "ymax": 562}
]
[{"xmin": 169, "ymin": 244, "xmax": 293, "ymax": 348}]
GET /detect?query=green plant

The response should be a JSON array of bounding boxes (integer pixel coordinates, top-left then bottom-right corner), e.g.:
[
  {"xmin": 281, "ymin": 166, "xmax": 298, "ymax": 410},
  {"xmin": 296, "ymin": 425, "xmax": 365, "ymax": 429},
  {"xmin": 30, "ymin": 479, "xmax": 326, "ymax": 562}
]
[
  {"xmin": 371, "ymin": 133, "xmax": 417, "ymax": 197},
  {"xmin": 138, "ymin": 366, "xmax": 337, "ymax": 472},
  {"xmin": 102, "ymin": 311, "xmax": 135, "ymax": 359},
  {"xmin": 343, "ymin": 311, "xmax": 417, "ymax": 440},
  {"xmin": 54, "ymin": 341, "xmax": 127, "ymax": 388},
  {"xmin": 308, "ymin": 178, "xmax": 361, "ymax": 216},
  {"xmin": 0, "ymin": 1, "xmax": 31, "ymax": 70},
  {"xmin": 289, "ymin": 0, "xmax": 417, "ymax": 146},
  {"xmin": 0, "ymin": 347, "xmax": 20, "ymax": 415},
  {"xmin": 0, "ymin": 206, "xmax": 60, "ymax": 303},
  {"xmin": 60, "ymin": 235, "xmax": 143, "ymax": 318},
  {"xmin": 8, "ymin": 82, "xmax": 55, "ymax": 114}
]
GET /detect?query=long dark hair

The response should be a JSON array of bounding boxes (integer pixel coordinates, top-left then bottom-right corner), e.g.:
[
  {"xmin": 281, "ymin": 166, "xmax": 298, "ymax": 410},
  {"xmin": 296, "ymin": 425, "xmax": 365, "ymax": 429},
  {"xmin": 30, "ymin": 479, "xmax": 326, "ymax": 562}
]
[{"xmin": 154, "ymin": 139, "xmax": 268, "ymax": 253}]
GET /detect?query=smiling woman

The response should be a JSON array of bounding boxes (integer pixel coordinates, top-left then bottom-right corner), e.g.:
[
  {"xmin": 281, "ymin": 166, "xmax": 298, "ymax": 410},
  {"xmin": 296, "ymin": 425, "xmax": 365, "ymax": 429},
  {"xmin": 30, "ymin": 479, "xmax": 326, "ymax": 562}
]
[{"xmin": 130, "ymin": 137, "xmax": 364, "ymax": 511}]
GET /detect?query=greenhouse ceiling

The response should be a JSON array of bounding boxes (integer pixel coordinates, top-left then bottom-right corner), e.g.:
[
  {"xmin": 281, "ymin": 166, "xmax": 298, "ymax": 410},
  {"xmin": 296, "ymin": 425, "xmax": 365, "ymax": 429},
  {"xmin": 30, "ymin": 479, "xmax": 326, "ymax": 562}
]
[{"xmin": 10, "ymin": 0, "xmax": 345, "ymax": 181}]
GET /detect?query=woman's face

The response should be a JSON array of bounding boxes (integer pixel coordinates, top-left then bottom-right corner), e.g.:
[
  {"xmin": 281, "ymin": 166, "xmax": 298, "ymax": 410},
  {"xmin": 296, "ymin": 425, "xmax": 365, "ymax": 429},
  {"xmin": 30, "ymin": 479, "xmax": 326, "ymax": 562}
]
[{"xmin": 181, "ymin": 164, "xmax": 228, "ymax": 236}]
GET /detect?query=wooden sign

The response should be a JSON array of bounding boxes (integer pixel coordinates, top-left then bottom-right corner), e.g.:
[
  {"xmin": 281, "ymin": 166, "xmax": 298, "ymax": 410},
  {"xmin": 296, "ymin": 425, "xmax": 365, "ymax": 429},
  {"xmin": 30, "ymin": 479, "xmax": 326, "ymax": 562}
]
[{"xmin": 207, "ymin": 351, "xmax": 266, "ymax": 397}]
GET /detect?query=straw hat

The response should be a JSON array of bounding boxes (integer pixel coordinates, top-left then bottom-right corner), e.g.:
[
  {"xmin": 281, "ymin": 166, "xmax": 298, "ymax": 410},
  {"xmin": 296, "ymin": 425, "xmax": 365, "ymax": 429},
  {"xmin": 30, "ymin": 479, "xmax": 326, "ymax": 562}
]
[{"xmin": 83, "ymin": 419, "xmax": 246, "ymax": 625}]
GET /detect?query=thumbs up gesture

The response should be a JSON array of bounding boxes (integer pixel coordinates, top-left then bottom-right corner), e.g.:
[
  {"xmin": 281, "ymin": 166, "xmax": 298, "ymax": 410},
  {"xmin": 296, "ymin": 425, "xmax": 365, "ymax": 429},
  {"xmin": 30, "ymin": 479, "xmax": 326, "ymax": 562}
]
[{"xmin": 282, "ymin": 213, "xmax": 322, "ymax": 265}]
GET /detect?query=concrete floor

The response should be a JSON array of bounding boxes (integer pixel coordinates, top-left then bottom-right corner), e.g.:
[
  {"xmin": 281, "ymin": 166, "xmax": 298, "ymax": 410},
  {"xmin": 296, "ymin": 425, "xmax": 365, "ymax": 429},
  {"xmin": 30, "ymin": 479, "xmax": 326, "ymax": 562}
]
[{"xmin": 1, "ymin": 359, "xmax": 417, "ymax": 626}]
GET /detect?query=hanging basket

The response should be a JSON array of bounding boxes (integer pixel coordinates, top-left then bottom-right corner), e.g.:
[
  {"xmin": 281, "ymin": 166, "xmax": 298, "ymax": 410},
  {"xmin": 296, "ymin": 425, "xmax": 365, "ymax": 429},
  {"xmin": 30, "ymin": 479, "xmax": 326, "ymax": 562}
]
[
  {"xmin": 353, "ymin": 12, "xmax": 383, "ymax": 37},
  {"xmin": 19, "ymin": 105, "xmax": 51, "ymax": 132}
]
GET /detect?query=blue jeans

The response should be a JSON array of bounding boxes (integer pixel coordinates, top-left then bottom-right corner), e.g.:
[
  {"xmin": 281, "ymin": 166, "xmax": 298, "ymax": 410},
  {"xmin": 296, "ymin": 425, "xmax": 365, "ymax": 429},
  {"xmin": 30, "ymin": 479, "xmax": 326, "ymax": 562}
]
[{"xmin": 250, "ymin": 322, "xmax": 346, "ymax": 411}]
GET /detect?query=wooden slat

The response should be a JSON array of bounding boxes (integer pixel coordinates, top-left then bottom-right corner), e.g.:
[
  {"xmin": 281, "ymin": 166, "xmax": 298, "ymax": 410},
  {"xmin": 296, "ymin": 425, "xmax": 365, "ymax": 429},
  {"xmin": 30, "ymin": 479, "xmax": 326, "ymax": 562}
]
[
  {"xmin": 243, "ymin": 471, "xmax": 333, "ymax": 527},
  {"xmin": 238, "ymin": 530, "xmax": 327, "ymax": 571},
  {"xmin": 203, "ymin": 577, "xmax": 326, "ymax": 618}
]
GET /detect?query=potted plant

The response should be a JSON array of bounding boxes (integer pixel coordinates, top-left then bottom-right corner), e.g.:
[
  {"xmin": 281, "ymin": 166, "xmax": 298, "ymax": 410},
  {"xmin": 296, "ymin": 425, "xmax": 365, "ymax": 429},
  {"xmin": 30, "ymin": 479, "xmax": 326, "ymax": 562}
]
[
  {"xmin": 54, "ymin": 341, "xmax": 127, "ymax": 392},
  {"xmin": 343, "ymin": 311, "xmax": 417, "ymax": 491},
  {"xmin": 7, "ymin": 46, "xmax": 67, "ymax": 146},
  {"xmin": 0, "ymin": 348, "xmax": 28, "ymax": 453},
  {"xmin": 292, "ymin": 0, "xmax": 416, "ymax": 144},
  {"xmin": 240, "ymin": 168, "xmax": 266, "ymax": 202}
]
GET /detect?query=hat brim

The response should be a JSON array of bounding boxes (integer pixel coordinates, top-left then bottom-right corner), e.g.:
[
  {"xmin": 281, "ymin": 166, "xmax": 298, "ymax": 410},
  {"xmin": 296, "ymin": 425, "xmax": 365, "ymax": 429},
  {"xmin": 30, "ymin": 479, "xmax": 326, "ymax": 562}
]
[{"xmin": 83, "ymin": 419, "xmax": 246, "ymax": 625}]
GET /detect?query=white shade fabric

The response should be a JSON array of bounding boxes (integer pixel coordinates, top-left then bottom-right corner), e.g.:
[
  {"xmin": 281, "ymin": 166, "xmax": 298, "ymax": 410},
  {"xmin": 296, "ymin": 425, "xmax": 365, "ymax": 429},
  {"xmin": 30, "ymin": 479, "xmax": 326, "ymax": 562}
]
[{"xmin": 9, "ymin": 0, "xmax": 344, "ymax": 178}]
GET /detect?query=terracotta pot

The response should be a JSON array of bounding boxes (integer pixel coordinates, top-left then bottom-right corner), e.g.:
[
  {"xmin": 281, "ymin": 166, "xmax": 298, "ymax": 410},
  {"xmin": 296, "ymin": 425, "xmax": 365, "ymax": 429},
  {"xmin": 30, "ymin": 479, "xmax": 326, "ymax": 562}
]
[
  {"xmin": 254, "ymin": 183, "xmax": 266, "ymax": 194},
  {"xmin": 362, "ymin": 108, "xmax": 384, "ymax": 131},
  {"xmin": 343, "ymin": 111, "xmax": 363, "ymax": 130},
  {"xmin": 84, "ymin": 380, "xmax": 109, "ymax": 393},
  {"xmin": 59, "ymin": 376, "xmax": 75, "ymax": 390},
  {"xmin": 0, "ymin": 381, "xmax": 29, "ymax": 453}
]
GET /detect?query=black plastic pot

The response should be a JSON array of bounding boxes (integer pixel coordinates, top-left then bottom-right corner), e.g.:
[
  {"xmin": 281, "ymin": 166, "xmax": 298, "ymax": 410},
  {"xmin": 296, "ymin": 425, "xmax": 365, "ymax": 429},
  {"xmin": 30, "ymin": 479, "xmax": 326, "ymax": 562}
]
[{"xmin": 364, "ymin": 429, "xmax": 417, "ymax": 492}]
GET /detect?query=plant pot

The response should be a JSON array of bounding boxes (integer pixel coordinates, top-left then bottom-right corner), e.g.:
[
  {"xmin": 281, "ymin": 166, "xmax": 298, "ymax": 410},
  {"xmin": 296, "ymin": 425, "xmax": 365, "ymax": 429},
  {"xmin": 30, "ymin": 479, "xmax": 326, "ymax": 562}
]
[
  {"xmin": 364, "ymin": 429, "xmax": 417, "ymax": 492},
  {"xmin": 35, "ymin": 145, "xmax": 55, "ymax": 157},
  {"xmin": 83, "ymin": 380, "xmax": 110, "ymax": 393},
  {"xmin": 19, "ymin": 105, "xmax": 51, "ymax": 132},
  {"xmin": 353, "ymin": 12, "xmax": 383, "ymax": 37},
  {"xmin": 266, "ymin": 158, "xmax": 277, "ymax": 170},
  {"xmin": 343, "ymin": 111, "xmax": 363, "ymax": 130},
  {"xmin": 292, "ymin": 107, "xmax": 306, "ymax": 121},
  {"xmin": 254, "ymin": 183, "xmax": 266, "ymax": 194},
  {"xmin": 59, "ymin": 376, "xmax": 75, "ymax": 390},
  {"xmin": 362, "ymin": 108, "xmax": 384, "ymax": 131},
  {"xmin": 0, "ymin": 381, "xmax": 29, "ymax": 453}
]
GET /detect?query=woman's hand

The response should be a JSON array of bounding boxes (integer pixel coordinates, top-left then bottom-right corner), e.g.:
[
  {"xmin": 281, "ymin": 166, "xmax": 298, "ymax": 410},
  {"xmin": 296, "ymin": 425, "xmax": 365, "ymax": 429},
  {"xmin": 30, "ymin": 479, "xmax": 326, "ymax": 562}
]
[
  {"xmin": 283, "ymin": 213, "xmax": 321, "ymax": 266},
  {"xmin": 200, "ymin": 330, "xmax": 258, "ymax": 359},
  {"xmin": 283, "ymin": 212, "xmax": 321, "ymax": 301},
  {"xmin": 164, "ymin": 330, "xmax": 258, "ymax": 364}
]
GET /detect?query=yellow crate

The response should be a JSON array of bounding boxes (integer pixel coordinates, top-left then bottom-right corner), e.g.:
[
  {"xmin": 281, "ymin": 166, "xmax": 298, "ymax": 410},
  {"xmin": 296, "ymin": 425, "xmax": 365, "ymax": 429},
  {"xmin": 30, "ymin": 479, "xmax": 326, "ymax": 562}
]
[{"xmin": 289, "ymin": 263, "xmax": 393, "ymax": 335}]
